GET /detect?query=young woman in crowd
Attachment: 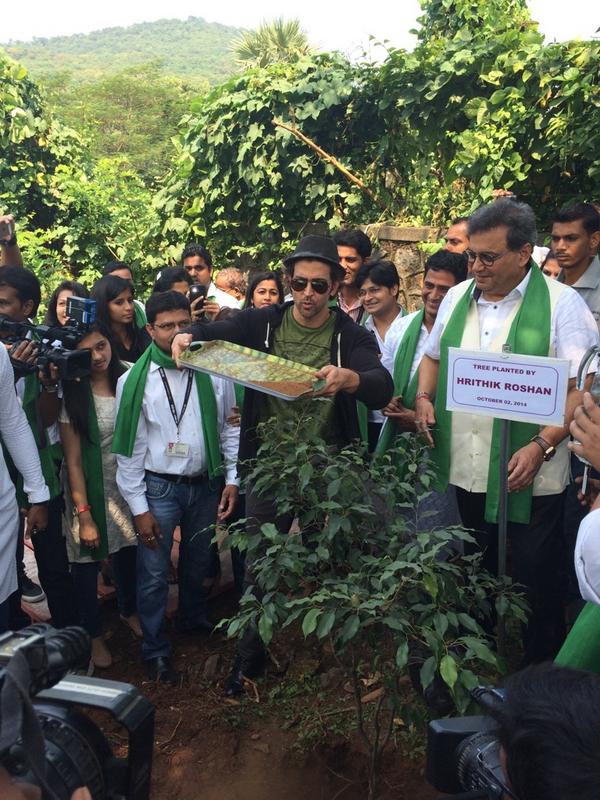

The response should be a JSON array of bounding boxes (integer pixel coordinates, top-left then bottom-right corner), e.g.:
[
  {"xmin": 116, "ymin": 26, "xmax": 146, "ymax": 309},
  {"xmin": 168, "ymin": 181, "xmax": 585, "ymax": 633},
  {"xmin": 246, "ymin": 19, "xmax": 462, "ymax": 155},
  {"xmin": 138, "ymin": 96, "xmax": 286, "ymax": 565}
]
[
  {"xmin": 60, "ymin": 322, "xmax": 140, "ymax": 669},
  {"xmin": 91, "ymin": 275, "xmax": 150, "ymax": 363},
  {"xmin": 44, "ymin": 280, "xmax": 89, "ymax": 326},
  {"xmin": 541, "ymin": 250, "xmax": 561, "ymax": 280},
  {"xmin": 243, "ymin": 271, "xmax": 284, "ymax": 309}
]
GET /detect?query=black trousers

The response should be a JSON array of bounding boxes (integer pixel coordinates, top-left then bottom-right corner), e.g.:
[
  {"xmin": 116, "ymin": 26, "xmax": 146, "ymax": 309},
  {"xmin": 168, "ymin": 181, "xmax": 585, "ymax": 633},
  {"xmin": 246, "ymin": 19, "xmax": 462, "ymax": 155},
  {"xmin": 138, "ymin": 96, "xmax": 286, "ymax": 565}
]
[
  {"xmin": 455, "ymin": 488, "xmax": 566, "ymax": 665},
  {"xmin": 11, "ymin": 496, "xmax": 79, "ymax": 629}
]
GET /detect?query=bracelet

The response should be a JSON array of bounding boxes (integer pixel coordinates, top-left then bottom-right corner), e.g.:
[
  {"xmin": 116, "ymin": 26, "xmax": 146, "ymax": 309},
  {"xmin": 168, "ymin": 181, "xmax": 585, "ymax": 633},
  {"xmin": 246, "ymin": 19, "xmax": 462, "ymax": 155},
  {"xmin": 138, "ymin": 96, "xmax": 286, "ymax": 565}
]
[
  {"xmin": 416, "ymin": 391, "xmax": 433, "ymax": 401},
  {"xmin": 76, "ymin": 504, "xmax": 92, "ymax": 515},
  {"xmin": 1, "ymin": 235, "xmax": 17, "ymax": 247},
  {"xmin": 43, "ymin": 384, "xmax": 58, "ymax": 393}
]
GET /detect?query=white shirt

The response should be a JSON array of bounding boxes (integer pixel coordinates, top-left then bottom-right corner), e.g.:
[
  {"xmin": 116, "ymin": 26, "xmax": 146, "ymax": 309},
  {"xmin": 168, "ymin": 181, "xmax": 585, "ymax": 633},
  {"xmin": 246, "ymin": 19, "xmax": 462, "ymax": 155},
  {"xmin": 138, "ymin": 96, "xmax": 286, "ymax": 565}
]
[
  {"xmin": 381, "ymin": 310, "xmax": 430, "ymax": 382},
  {"xmin": 575, "ymin": 507, "xmax": 600, "ymax": 605},
  {"xmin": 209, "ymin": 282, "xmax": 241, "ymax": 310},
  {"xmin": 0, "ymin": 347, "xmax": 50, "ymax": 603},
  {"xmin": 425, "ymin": 271, "xmax": 599, "ymax": 377},
  {"xmin": 363, "ymin": 310, "xmax": 406, "ymax": 423},
  {"xmin": 116, "ymin": 364, "xmax": 240, "ymax": 516}
]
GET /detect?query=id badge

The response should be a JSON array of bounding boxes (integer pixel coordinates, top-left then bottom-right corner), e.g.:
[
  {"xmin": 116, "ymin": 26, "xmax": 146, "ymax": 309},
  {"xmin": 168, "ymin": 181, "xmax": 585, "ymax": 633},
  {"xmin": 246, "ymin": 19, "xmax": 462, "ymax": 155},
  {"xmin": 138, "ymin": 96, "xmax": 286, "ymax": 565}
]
[{"xmin": 165, "ymin": 442, "xmax": 190, "ymax": 458}]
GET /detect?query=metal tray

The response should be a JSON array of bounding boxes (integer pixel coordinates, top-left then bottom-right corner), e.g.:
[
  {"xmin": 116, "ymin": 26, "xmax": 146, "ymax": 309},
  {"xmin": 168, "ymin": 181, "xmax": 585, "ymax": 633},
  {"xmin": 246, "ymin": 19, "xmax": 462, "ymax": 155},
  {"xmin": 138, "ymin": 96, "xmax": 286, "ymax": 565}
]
[{"xmin": 178, "ymin": 340, "xmax": 326, "ymax": 401}]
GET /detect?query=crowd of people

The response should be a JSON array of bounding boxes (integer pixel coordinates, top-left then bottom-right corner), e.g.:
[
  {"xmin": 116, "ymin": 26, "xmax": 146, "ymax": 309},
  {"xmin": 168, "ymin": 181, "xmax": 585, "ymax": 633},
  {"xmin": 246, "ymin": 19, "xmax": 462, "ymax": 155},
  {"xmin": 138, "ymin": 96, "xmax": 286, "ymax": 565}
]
[{"xmin": 1, "ymin": 196, "xmax": 600, "ymax": 697}]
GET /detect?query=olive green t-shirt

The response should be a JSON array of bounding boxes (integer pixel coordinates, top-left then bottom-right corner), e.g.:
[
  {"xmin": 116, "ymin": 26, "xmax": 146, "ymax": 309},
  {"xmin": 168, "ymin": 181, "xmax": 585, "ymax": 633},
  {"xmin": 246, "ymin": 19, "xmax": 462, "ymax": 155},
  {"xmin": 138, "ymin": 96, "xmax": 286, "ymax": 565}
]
[{"xmin": 258, "ymin": 308, "xmax": 340, "ymax": 443}]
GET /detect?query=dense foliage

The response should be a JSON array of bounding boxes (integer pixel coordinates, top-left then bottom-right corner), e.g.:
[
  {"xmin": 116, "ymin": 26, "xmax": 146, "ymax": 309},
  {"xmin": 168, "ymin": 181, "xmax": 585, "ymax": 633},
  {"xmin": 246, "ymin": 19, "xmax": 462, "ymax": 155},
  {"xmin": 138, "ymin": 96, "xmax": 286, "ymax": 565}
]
[
  {"xmin": 232, "ymin": 18, "xmax": 312, "ymax": 68},
  {"xmin": 154, "ymin": 52, "xmax": 379, "ymax": 268},
  {"xmin": 0, "ymin": 50, "xmax": 160, "ymax": 299},
  {"xmin": 3, "ymin": 17, "xmax": 240, "ymax": 84},
  {"xmin": 2, "ymin": 2, "xmax": 599, "ymax": 292},
  {"xmin": 42, "ymin": 63, "xmax": 202, "ymax": 181},
  {"xmin": 156, "ymin": 0, "xmax": 600, "ymax": 264}
]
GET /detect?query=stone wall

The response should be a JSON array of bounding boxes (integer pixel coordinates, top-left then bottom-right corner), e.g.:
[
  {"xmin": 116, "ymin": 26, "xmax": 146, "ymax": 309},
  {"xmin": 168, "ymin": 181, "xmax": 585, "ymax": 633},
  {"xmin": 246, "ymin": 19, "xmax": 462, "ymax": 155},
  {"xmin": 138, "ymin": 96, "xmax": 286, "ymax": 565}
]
[{"xmin": 363, "ymin": 224, "xmax": 443, "ymax": 312}]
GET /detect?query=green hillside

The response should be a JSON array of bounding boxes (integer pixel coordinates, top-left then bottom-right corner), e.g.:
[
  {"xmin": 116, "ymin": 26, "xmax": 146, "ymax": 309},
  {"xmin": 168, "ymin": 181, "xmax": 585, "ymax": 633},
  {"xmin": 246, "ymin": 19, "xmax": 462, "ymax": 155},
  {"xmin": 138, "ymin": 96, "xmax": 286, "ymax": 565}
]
[{"xmin": 2, "ymin": 16, "xmax": 242, "ymax": 84}]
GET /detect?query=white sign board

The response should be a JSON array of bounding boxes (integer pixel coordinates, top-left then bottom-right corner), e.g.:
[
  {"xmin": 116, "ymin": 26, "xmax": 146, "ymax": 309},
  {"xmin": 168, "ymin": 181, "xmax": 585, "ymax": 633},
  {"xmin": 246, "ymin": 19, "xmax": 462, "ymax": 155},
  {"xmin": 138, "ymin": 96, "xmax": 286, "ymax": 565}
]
[{"xmin": 446, "ymin": 348, "xmax": 570, "ymax": 426}]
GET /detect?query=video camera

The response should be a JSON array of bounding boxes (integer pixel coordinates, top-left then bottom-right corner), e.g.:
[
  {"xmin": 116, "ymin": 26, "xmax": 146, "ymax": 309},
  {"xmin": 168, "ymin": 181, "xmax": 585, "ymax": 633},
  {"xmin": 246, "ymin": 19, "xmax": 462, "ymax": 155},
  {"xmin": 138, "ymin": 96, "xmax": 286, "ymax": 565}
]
[
  {"xmin": 0, "ymin": 624, "xmax": 154, "ymax": 800},
  {"xmin": 0, "ymin": 297, "xmax": 96, "ymax": 381},
  {"xmin": 426, "ymin": 686, "xmax": 517, "ymax": 800}
]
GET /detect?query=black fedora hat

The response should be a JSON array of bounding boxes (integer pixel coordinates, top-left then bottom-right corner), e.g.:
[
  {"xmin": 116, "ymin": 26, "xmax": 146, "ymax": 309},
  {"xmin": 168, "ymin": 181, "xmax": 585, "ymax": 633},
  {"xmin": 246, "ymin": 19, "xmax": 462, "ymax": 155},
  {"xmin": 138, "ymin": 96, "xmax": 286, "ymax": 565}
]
[{"xmin": 283, "ymin": 235, "xmax": 344, "ymax": 278}]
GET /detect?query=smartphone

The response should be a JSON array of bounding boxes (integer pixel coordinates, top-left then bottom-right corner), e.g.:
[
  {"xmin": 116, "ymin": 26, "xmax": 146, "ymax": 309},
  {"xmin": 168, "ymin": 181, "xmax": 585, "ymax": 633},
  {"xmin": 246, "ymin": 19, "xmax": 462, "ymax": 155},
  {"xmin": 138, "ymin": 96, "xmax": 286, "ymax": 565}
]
[
  {"xmin": 189, "ymin": 284, "xmax": 208, "ymax": 307},
  {"xmin": 0, "ymin": 219, "xmax": 14, "ymax": 242}
]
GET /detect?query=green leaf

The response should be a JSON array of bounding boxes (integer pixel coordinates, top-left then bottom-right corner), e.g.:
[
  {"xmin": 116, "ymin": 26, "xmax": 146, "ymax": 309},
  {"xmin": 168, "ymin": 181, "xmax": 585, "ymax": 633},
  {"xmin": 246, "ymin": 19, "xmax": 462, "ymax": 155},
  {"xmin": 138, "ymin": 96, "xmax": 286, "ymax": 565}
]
[
  {"xmin": 463, "ymin": 637, "xmax": 498, "ymax": 666},
  {"xmin": 340, "ymin": 614, "xmax": 360, "ymax": 643},
  {"xmin": 258, "ymin": 613, "xmax": 273, "ymax": 644},
  {"xmin": 302, "ymin": 608, "xmax": 321, "ymax": 637},
  {"xmin": 423, "ymin": 572, "xmax": 438, "ymax": 600},
  {"xmin": 440, "ymin": 654, "xmax": 458, "ymax": 690},
  {"xmin": 316, "ymin": 610, "xmax": 336, "ymax": 639},
  {"xmin": 395, "ymin": 640, "xmax": 409, "ymax": 671},
  {"xmin": 420, "ymin": 656, "xmax": 436, "ymax": 691}
]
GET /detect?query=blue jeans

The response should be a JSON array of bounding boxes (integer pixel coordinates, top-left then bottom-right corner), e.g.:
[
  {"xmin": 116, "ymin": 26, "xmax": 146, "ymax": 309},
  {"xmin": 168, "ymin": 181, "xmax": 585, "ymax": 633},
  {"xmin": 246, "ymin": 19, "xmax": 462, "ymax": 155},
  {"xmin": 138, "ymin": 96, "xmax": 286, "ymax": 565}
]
[{"xmin": 138, "ymin": 473, "xmax": 221, "ymax": 660}]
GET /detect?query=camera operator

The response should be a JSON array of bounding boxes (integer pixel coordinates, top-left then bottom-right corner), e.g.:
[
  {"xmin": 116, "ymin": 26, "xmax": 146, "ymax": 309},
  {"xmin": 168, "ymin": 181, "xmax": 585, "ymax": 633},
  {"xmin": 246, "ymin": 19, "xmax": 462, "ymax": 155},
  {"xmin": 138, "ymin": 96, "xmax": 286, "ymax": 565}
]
[
  {"xmin": 0, "ymin": 267, "xmax": 78, "ymax": 629},
  {"xmin": 492, "ymin": 664, "xmax": 600, "ymax": 800},
  {"xmin": 0, "ymin": 214, "xmax": 23, "ymax": 269}
]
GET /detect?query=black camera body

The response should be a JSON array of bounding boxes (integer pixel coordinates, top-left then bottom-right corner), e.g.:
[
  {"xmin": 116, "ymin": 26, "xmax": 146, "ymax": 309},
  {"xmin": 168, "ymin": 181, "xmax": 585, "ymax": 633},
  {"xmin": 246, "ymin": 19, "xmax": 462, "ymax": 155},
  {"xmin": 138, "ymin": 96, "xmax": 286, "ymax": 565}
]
[
  {"xmin": 0, "ymin": 297, "xmax": 97, "ymax": 381},
  {"xmin": 426, "ymin": 687, "xmax": 515, "ymax": 800},
  {"xmin": 0, "ymin": 624, "xmax": 154, "ymax": 800}
]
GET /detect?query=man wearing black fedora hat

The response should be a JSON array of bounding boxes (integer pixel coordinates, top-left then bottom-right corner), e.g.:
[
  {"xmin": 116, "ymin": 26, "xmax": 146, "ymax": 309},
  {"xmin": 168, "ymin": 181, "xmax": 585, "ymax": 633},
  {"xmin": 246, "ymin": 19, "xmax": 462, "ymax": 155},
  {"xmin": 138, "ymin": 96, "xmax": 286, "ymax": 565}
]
[
  {"xmin": 172, "ymin": 234, "xmax": 393, "ymax": 692},
  {"xmin": 172, "ymin": 234, "xmax": 393, "ymax": 467}
]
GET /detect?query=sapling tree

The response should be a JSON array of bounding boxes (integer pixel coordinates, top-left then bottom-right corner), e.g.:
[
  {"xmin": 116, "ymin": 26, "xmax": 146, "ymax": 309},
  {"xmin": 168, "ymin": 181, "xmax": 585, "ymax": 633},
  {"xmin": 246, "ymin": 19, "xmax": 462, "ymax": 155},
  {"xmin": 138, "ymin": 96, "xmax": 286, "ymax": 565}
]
[{"xmin": 223, "ymin": 417, "xmax": 527, "ymax": 800}]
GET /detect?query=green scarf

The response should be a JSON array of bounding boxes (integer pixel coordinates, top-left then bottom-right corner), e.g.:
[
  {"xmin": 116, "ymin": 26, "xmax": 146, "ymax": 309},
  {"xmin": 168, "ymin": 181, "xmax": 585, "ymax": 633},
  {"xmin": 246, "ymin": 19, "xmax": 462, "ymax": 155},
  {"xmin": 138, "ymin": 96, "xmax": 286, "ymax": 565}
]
[
  {"xmin": 134, "ymin": 302, "xmax": 147, "ymax": 328},
  {"xmin": 112, "ymin": 342, "xmax": 223, "ymax": 479},
  {"xmin": 79, "ymin": 387, "xmax": 109, "ymax": 560},
  {"xmin": 431, "ymin": 264, "xmax": 551, "ymax": 524},
  {"xmin": 374, "ymin": 309, "xmax": 424, "ymax": 457}
]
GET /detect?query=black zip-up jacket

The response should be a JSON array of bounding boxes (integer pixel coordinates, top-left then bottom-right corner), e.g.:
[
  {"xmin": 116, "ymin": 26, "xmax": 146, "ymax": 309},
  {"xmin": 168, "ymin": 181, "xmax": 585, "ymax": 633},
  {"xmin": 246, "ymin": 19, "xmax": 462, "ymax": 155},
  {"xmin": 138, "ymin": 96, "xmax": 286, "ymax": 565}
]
[{"xmin": 187, "ymin": 302, "xmax": 394, "ymax": 465}]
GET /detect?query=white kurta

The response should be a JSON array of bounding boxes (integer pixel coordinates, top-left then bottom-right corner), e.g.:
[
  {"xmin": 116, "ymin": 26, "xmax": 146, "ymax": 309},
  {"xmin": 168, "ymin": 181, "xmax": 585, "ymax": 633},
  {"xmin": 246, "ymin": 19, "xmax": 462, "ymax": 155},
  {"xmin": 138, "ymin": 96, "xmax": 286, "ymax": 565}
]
[{"xmin": 0, "ymin": 347, "xmax": 50, "ymax": 604}]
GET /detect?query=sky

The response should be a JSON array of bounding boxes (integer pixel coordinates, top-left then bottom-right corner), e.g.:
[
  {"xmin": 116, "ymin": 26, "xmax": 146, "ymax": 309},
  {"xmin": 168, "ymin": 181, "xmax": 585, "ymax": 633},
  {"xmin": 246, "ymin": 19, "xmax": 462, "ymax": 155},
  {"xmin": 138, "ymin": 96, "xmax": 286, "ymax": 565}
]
[{"xmin": 1, "ymin": 0, "xmax": 597, "ymax": 54}]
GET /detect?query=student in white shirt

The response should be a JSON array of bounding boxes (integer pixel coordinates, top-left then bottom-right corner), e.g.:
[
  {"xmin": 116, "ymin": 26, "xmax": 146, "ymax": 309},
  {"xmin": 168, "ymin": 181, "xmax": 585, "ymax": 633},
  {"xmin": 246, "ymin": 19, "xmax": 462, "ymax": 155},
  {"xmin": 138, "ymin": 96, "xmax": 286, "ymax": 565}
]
[
  {"xmin": 355, "ymin": 258, "xmax": 405, "ymax": 450},
  {"xmin": 114, "ymin": 291, "xmax": 240, "ymax": 684}
]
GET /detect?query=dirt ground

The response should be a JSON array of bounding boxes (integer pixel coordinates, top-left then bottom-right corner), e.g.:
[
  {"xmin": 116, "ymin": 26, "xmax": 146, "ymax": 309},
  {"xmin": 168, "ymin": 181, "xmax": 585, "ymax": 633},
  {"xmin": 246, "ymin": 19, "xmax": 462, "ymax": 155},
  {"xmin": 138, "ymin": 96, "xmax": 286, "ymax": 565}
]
[{"xmin": 94, "ymin": 590, "xmax": 440, "ymax": 800}]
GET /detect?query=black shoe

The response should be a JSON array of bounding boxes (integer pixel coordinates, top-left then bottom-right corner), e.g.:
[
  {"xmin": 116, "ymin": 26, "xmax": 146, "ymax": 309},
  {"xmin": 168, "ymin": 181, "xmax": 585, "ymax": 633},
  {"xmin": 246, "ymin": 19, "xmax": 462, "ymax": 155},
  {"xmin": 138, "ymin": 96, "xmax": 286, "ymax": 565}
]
[
  {"xmin": 144, "ymin": 656, "xmax": 179, "ymax": 686},
  {"xmin": 175, "ymin": 617, "xmax": 215, "ymax": 635},
  {"xmin": 224, "ymin": 638, "xmax": 266, "ymax": 698},
  {"xmin": 21, "ymin": 575, "xmax": 45, "ymax": 604}
]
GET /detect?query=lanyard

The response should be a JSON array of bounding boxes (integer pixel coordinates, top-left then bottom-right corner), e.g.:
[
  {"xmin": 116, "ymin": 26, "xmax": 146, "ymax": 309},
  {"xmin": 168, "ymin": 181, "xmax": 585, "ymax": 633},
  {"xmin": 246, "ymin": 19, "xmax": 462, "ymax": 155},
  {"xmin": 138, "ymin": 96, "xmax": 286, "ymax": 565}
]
[{"xmin": 158, "ymin": 367, "xmax": 194, "ymax": 441}]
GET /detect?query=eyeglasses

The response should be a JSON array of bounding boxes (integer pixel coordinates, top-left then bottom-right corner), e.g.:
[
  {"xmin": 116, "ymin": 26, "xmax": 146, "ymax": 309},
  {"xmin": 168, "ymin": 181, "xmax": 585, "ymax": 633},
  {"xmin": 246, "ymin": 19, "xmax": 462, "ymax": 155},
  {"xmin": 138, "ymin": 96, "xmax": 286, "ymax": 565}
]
[
  {"xmin": 290, "ymin": 277, "xmax": 331, "ymax": 295},
  {"xmin": 152, "ymin": 320, "xmax": 190, "ymax": 331},
  {"xmin": 465, "ymin": 249, "xmax": 510, "ymax": 267}
]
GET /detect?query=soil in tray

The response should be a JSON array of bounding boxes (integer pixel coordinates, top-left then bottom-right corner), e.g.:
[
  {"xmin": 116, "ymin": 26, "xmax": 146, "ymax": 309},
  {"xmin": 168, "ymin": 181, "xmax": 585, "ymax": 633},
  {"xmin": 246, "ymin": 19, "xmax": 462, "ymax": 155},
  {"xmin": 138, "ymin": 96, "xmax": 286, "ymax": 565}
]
[{"xmin": 253, "ymin": 379, "xmax": 314, "ymax": 397}]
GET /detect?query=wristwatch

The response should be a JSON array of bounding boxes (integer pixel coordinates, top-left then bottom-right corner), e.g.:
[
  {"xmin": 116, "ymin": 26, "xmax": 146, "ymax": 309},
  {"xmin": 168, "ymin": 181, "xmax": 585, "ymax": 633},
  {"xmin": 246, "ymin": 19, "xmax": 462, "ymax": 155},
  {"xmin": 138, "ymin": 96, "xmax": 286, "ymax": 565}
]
[{"xmin": 530, "ymin": 435, "xmax": 556, "ymax": 461}]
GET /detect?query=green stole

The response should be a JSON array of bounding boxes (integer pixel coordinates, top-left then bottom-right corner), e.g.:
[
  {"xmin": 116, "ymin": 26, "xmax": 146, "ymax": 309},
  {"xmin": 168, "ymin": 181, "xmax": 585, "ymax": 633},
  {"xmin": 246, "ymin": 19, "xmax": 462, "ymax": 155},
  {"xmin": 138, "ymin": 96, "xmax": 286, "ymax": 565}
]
[
  {"xmin": 134, "ymin": 302, "xmax": 147, "ymax": 328},
  {"xmin": 374, "ymin": 309, "xmax": 424, "ymax": 457},
  {"xmin": 431, "ymin": 264, "xmax": 551, "ymax": 524},
  {"xmin": 555, "ymin": 602, "xmax": 600, "ymax": 674},
  {"xmin": 112, "ymin": 342, "xmax": 223, "ymax": 479},
  {"xmin": 79, "ymin": 388, "xmax": 109, "ymax": 560}
]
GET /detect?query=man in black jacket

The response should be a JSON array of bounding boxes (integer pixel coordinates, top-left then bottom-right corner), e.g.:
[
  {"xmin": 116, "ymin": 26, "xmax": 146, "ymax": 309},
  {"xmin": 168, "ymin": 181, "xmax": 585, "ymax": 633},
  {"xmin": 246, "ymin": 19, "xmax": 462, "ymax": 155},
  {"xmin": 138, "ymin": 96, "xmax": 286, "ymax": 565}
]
[
  {"xmin": 171, "ymin": 234, "xmax": 393, "ymax": 465},
  {"xmin": 172, "ymin": 235, "xmax": 393, "ymax": 693}
]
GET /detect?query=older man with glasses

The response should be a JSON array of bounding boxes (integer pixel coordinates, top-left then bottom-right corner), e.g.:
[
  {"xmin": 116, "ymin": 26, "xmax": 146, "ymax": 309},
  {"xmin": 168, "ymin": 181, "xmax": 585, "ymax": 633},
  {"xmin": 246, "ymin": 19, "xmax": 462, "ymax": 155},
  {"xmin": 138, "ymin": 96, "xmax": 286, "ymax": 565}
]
[
  {"xmin": 172, "ymin": 234, "xmax": 393, "ymax": 693},
  {"xmin": 414, "ymin": 199, "xmax": 599, "ymax": 665}
]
